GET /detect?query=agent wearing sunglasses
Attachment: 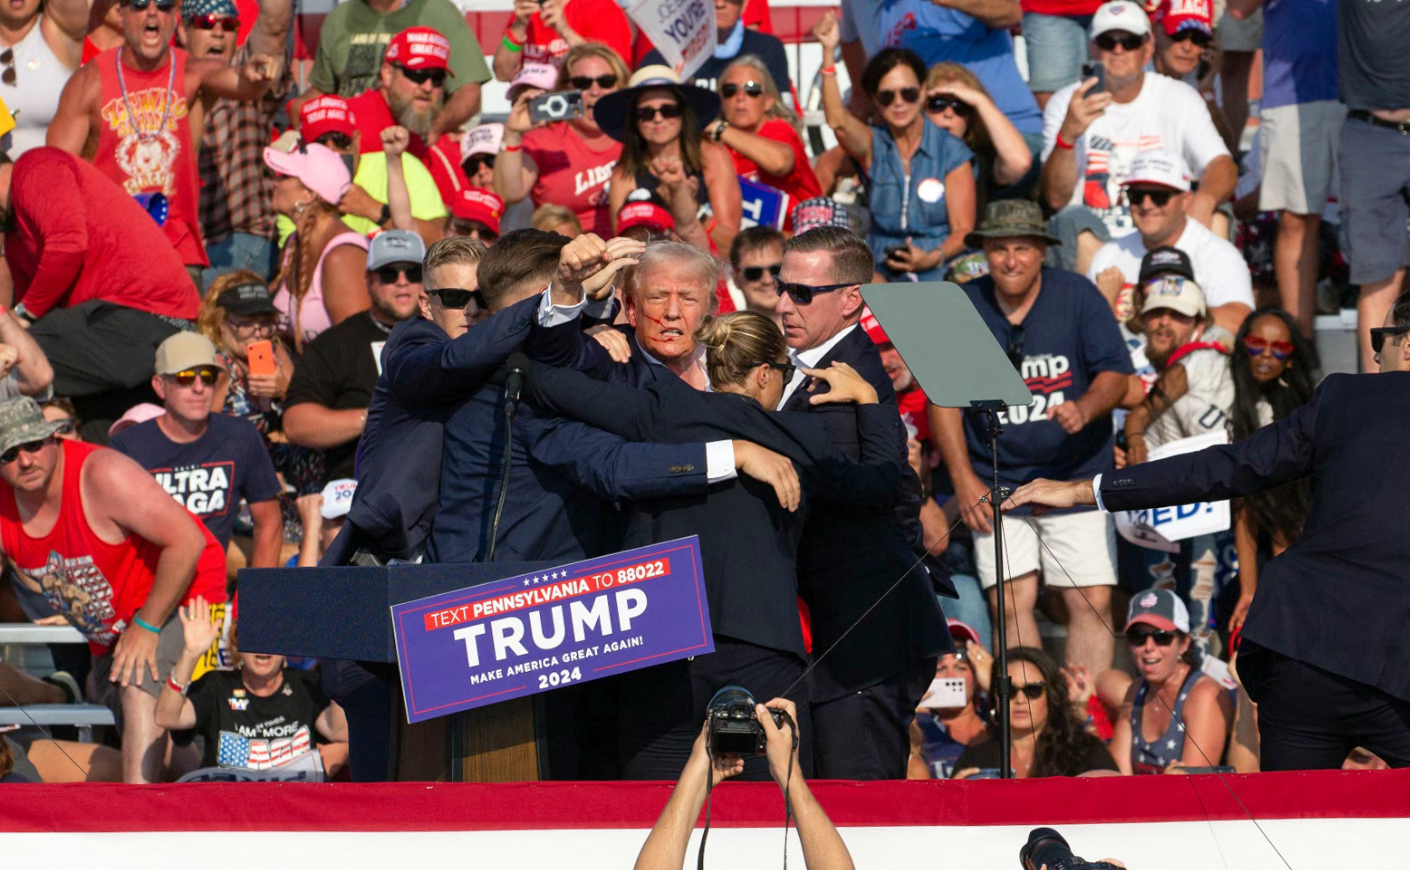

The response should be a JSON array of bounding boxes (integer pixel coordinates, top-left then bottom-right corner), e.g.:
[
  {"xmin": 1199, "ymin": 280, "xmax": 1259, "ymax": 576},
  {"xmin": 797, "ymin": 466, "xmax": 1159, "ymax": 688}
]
[
  {"xmin": 706, "ymin": 58, "xmax": 820, "ymax": 233},
  {"xmin": 46, "ymin": 0, "xmax": 282, "ymax": 279},
  {"xmin": 1086, "ymin": 150, "xmax": 1254, "ymax": 335},
  {"xmin": 814, "ymin": 14, "xmax": 975, "ymax": 281},
  {"xmin": 0, "ymin": 394, "xmax": 228, "ymax": 784},
  {"xmin": 1108, "ymin": 589, "xmax": 1232, "ymax": 776},
  {"xmin": 1040, "ymin": 1, "xmax": 1235, "ymax": 240}
]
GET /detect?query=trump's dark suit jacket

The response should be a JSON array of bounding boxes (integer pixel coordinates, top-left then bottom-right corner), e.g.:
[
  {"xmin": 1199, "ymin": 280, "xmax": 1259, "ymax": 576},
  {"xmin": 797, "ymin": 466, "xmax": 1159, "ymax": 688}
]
[{"xmin": 1100, "ymin": 372, "xmax": 1410, "ymax": 703}]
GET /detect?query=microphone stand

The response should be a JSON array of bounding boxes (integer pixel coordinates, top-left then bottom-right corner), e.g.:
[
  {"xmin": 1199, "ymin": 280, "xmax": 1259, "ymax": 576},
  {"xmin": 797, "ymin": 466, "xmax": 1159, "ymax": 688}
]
[{"xmin": 972, "ymin": 402, "xmax": 1013, "ymax": 779}]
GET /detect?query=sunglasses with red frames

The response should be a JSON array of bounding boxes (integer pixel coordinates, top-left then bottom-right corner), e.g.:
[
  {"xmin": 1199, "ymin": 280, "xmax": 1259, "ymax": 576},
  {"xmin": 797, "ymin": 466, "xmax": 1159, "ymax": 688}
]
[
  {"xmin": 170, "ymin": 368, "xmax": 220, "ymax": 387},
  {"xmin": 189, "ymin": 14, "xmax": 239, "ymax": 31},
  {"xmin": 1243, "ymin": 335, "xmax": 1295, "ymax": 360}
]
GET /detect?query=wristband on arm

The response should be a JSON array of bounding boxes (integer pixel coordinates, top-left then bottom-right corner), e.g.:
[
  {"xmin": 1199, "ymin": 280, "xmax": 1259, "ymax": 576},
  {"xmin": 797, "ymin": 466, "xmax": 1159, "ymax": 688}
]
[{"xmin": 133, "ymin": 614, "xmax": 162, "ymax": 634}]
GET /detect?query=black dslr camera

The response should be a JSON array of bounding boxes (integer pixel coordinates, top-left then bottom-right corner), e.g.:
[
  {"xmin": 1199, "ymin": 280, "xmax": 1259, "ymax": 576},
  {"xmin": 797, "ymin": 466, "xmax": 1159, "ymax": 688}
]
[
  {"xmin": 1020, "ymin": 828, "xmax": 1122, "ymax": 870},
  {"xmin": 706, "ymin": 686, "xmax": 791, "ymax": 756}
]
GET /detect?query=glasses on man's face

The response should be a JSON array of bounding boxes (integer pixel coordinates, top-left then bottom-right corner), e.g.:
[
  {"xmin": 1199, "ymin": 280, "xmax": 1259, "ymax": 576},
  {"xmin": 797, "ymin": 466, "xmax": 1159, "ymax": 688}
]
[
  {"xmin": 569, "ymin": 74, "xmax": 617, "ymax": 91},
  {"xmin": 428, "ymin": 287, "xmax": 486, "ymax": 310},
  {"xmin": 778, "ymin": 281, "xmax": 853, "ymax": 305},
  {"xmin": 1006, "ymin": 323, "xmax": 1027, "ymax": 371},
  {"xmin": 1, "ymin": 437, "xmax": 51, "ymax": 465},
  {"xmin": 0, "ymin": 48, "xmax": 14, "ymax": 86},
  {"xmin": 314, "ymin": 131, "xmax": 353, "ymax": 151},
  {"xmin": 189, "ymin": 13, "xmax": 239, "ymax": 31},
  {"xmin": 126, "ymin": 0, "xmax": 178, "ymax": 9},
  {"xmin": 875, "ymin": 87, "xmax": 920, "ymax": 108},
  {"xmin": 762, "ymin": 360, "xmax": 797, "ymax": 382},
  {"xmin": 722, "ymin": 81, "xmax": 764, "ymax": 99},
  {"xmin": 635, "ymin": 102, "xmax": 683, "ymax": 123},
  {"xmin": 925, "ymin": 94, "xmax": 972, "ymax": 116},
  {"xmin": 1125, "ymin": 627, "xmax": 1177, "ymax": 647},
  {"xmin": 1170, "ymin": 30, "xmax": 1212, "ymax": 48},
  {"xmin": 397, "ymin": 65, "xmax": 446, "ymax": 88},
  {"xmin": 1095, "ymin": 31, "xmax": 1146, "ymax": 52},
  {"xmin": 1010, "ymin": 682, "xmax": 1046, "ymax": 702},
  {"xmin": 171, "ymin": 368, "xmax": 219, "ymax": 387},
  {"xmin": 375, "ymin": 264, "xmax": 423, "ymax": 285},
  {"xmin": 1243, "ymin": 334, "xmax": 1295, "ymax": 361},
  {"xmin": 1370, "ymin": 325, "xmax": 1410, "ymax": 355},
  {"xmin": 741, "ymin": 263, "xmax": 782, "ymax": 283},
  {"xmin": 1127, "ymin": 187, "xmax": 1175, "ymax": 208}
]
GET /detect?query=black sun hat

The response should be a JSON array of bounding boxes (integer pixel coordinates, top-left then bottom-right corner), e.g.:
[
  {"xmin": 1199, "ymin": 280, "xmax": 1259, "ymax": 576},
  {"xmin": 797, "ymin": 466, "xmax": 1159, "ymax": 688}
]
[{"xmin": 592, "ymin": 65, "xmax": 721, "ymax": 143}]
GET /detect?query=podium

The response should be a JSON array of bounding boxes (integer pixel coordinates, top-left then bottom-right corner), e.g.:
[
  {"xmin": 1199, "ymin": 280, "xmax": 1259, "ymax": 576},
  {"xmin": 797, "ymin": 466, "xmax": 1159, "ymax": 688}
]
[{"xmin": 236, "ymin": 561, "xmax": 556, "ymax": 782}]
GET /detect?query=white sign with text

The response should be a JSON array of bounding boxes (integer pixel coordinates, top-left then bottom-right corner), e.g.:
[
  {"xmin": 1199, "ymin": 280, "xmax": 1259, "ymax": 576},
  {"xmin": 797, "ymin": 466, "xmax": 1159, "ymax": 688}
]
[{"xmin": 1115, "ymin": 430, "xmax": 1231, "ymax": 549}]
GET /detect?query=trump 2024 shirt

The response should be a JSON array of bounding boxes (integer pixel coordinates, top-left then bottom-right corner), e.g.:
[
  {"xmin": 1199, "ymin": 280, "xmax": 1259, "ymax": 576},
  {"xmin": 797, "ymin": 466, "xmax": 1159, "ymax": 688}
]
[
  {"xmin": 110, "ymin": 413, "xmax": 282, "ymax": 547},
  {"xmin": 960, "ymin": 269, "xmax": 1133, "ymax": 510}
]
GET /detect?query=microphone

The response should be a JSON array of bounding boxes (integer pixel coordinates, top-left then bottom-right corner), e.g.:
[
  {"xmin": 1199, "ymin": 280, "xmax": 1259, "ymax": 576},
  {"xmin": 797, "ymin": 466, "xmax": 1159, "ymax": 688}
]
[{"xmin": 505, "ymin": 365, "xmax": 524, "ymax": 410}]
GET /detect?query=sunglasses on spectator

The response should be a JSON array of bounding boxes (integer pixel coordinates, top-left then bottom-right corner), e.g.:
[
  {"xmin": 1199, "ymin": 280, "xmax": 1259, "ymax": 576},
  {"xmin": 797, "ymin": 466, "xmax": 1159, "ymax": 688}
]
[
  {"xmin": 1171, "ymin": 30, "xmax": 1212, "ymax": 47},
  {"xmin": 464, "ymin": 154, "xmax": 495, "ymax": 175},
  {"xmin": 1007, "ymin": 323, "xmax": 1027, "ymax": 371},
  {"xmin": 189, "ymin": 13, "xmax": 239, "ymax": 31},
  {"xmin": 226, "ymin": 316, "xmax": 276, "ymax": 337},
  {"xmin": 1, "ymin": 437, "xmax": 52, "ymax": 464},
  {"xmin": 375, "ymin": 264, "xmax": 423, "ymax": 284},
  {"xmin": 428, "ymin": 287, "xmax": 485, "ymax": 310},
  {"xmin": 1010, "ymin": 683, "xmax": 1046, "ymax": 701},
  {"xmin": 722, "ymin": 81, "xmax": 764, "ymax": 99},
  {"xmin": 875, "ymin": 87, "xmax": 920, "ymax": 108},
  {"xmin": 762, "ymin": 360, "xmax": 796, "ymax": 381},
  {"xmin": 1127, "ymin": 187, "xmax": 1176, "ymax": 208},
  {"xmin": 741, "ymin": 263, "xmax": 782, "ymax": 282},
  {"xmin": 1243, "ymin": 335, "xmax": 1295, "ymax": 360},
  {"xmin": 569, "ymin": 74, "xmax": 617, "ymax": 90},
  {"xmin": 0, "ymin": 49, "xmax": 14, "ymax": 86},
  {"xmin": 314, "ymin": 131, "xmax": 353, "ymax": 151},
  {"xmin": 52, "ymin": 420, "xmax": 76, "ymax": 436},
  {"xmin": 1371, "ymin": 325, "xmax": 1410, "ymax": 355},
  {"xmin": 779, "ymin": 281, "xmax": 852, "ymax": 305},
  {"xmin": 1125, "ymin": 627, "xmax": 1178, "ymax": 647},
  {"xmin": 636, "ymin": 102, "xmax": 683, "ymax": 123},
  {"xmin": 125, "ymin": 0, "xmax": 177, "ymax": 9},
  {"xmin": 925, "ymin": 94, "xmax": 972, "ymax": 115},
  {"xmin": 169, "ymin": 367, "xmax": 220, "ymax": 387},
  {"xmin": 397, "ymin": 65, "xmax": 446, "ymax": 88},
  {"xmin": 1095, "ymin": 31, "xmax": 1146, "ymax": 52}
]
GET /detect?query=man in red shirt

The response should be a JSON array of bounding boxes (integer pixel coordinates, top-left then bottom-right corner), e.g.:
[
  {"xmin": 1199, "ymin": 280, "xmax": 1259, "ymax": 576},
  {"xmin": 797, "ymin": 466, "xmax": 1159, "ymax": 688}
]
[
  {"xmin": 0, "ymin": 395, "xmax": 226, "ymax": 782},
  {"xmin": 45, "ymin": 0, "xmax": 279, "ymax": 281},
  {"xmin": 0, "ymin": 147, "xmax": 205, "ymax": 439},
  {"xmin": 345, "ymin": 26, "xmax": 472, "ymax": 207},
  {"xmin": 494, "ymin": 0, "xmax": 631, "ymax": 82}
]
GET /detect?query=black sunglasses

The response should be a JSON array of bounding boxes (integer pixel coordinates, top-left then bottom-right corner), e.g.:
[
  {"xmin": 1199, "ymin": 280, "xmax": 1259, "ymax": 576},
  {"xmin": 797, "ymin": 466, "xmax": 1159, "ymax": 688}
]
[
  {"xmin": 375, "ymin": 264, "xmax": 423, "ymax": 284},
  {"xmin": 636, "ymin": 102, "xmax": 683, "ymax": 123},
  {"xmin": 1125, "ymin": 627, "xmax": 1178, "ymax": 647},
  {"xmin": 1095, "ymin": 31, "xmax": 1147, "ymax": 52},
  {"xmin": 126, "ymin": 0, "xmax": 177, "ymax": 8},
  {"xmin": 1011, "ymin": 683, "xmax": 1046, "ymax": 701},
  {"xmin": 1170, "ymin": 30, "xmax": 1212, "ymax": 47},
  {"xmin": 170, "ymin": 367, "xmax": 219, "ymax": 387},
  {"xmin": 741, "ymin": 263, "xmax": 782, "ymax": 282},
  {"xmin": 763, "ymin": 361, "xmax": 797, "ymax": 381},
  {"xmin": 1, "ymin": 437, "xmax": 51, "ymax": 464},
  {"xmin": 0, "ymin": 49, "xmax": 13, "ymax": 87},
  {"xmin": 569, "ymin": 74, "xmax": 617, "ymax": 90},
  {"xmin": 875, "ymin": 87, "xmax": 920, "ymax": 108},
  {"xmin": 1006, "ymin": 323, "xmax": 1027, "ymax": 371},
  {"xmin": 314, "ymin": 131, "xmax": 352, "ymax": 151},
  {"xmin": 778, "ymin": 281, "xmax": 853, "ymax": 305},
  {"xmin": 925, "ymin": 94, "xmax": 972, "ymax": 115},
  {"xmin": 428, "ymin": 287, "xmax": 485, "ymax": 310},
  {"xmin": 463, "ymin": 154, "xmax": 495, "ymax": 175},
  {"xmin": 1371, "ymin": 325, "xmax": 1410, "ymax": 355},
  {"xmin": 397, "ymin": 65, "xmax": 447, "ymax": 88},
  {"xmin": 722, "ymin": 81, "xmax": 764, "ymax": 99},
  {"xmin": 1127, "ymin": 187, "xmax": 1175, "ymax": 208}
]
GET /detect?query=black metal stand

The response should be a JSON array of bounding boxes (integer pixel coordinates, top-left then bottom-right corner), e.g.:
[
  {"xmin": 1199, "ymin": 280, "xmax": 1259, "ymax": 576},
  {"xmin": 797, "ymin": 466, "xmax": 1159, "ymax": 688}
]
[{"xmin": 974, "ymin": 403, "xmax": 1013, "ymax": 779}]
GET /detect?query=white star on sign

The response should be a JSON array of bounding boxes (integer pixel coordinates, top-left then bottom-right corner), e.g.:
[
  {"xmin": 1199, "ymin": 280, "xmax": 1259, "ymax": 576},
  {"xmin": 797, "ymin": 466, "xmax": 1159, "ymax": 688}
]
[{"xmin": 523, "ymin": 579, "xmax": 530, "ymax": 587}]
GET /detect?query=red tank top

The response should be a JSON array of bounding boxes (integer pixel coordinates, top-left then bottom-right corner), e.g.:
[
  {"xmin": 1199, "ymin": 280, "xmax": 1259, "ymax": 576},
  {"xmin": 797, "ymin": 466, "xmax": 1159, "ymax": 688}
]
[
  {"xmin": 93, "ymin": 46, "xmax": 208, "ymax": 268},
  {"xmin": 523, "ymin": 122, "xmax": 622, "ymax": 236},
  {"xmin": 0, "ymin": 441, "xmax": 227, "ymax": 654}
]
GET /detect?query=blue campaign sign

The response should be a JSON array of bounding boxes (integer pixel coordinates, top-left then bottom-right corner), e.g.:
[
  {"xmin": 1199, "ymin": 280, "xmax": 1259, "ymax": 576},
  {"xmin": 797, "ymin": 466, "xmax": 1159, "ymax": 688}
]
[
  {"xmin": 392, "ymin": 537, "xmax": 712, "ymax": 723},
  {"xmin": 738, "ymin": 176, "xmax": 788, "ymax": 230}
]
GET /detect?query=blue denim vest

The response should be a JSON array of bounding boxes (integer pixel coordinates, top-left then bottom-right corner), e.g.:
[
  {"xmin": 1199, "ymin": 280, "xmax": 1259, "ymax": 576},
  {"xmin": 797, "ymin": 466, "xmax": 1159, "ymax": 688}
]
[{"xmin": 866, "ymin": 122, "xmax": 974, "ymax": 281}]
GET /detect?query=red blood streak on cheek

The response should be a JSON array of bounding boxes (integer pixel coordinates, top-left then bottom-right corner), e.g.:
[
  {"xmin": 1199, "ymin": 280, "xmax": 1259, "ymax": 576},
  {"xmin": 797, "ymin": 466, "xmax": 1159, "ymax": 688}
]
[{"xmin": 644, "ymin": 313, "xmax": 677, "ymax": 345}]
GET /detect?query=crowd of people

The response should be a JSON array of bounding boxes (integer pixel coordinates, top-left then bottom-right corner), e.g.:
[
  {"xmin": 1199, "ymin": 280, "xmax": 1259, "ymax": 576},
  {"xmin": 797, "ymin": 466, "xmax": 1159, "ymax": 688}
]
[{"xmin": 0, "ymin": 0, "xmax": 1407, "ymax": 787}]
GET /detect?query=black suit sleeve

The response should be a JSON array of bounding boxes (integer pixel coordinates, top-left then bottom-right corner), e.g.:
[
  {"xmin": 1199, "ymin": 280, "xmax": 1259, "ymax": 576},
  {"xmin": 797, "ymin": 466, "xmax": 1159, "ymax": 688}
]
[
  {"xmin": 803, "ymin": 404, "xmax": 906, "ymax": 505},
  {"xmin": 1101, "ymin": 381, "xmax": 1321, "ymax": 511},
  {"xmin": 384, "ymin": 293, "xmax": 540, "ymax": 406},
  {"xmin": 520, "ymin": 359, "xmax": 659, "ymax": 441}
]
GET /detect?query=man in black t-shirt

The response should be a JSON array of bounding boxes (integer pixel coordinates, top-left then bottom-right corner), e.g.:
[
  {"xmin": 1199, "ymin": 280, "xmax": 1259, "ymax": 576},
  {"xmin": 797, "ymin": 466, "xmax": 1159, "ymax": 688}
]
[
  {"xmin": 111, "ymin": 332, "xmax": 283, "ymax": 567},
  {"xmin": 283, "ymin": 230, "xmax": 425, "ymax": 483}
]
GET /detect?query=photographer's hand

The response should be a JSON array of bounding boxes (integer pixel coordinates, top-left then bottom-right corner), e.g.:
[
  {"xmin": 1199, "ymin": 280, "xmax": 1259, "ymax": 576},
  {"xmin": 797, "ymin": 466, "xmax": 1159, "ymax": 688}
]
[
  {"xmin": 632, "ymin": 721, "xmax": 742, "ymax": 870},
  {"xmin": 756, "ymin": 698, "xmax": 799, "ymax": 790},
  {"xmin": 754, "ymin": 696, "xmax": 857, "ymax": 870}
]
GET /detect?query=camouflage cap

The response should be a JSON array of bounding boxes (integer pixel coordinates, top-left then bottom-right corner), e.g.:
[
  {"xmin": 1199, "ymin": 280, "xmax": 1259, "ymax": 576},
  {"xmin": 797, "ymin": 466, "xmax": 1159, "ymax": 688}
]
[
  {"xmin": 963, "ymin": 199, "xmax": 1061, "ymax": 249},
  {"xmin": 0, "ymin": 396, "xmax": 63, "ymax": 459}
]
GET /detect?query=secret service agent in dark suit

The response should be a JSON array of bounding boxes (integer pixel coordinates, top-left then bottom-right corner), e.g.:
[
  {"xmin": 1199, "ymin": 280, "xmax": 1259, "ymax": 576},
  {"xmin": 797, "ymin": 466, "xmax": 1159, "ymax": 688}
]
[
  {"xmin": 521, "ymin": 349, "xmax": 910, "ymax": 779},
  {"xmin": 776, "ymin": 228, "xmax": 952, "ymax": 780},
  {"xmin": 1008, "ymin": 363, "xmax": 1410, "ymax": 771}
]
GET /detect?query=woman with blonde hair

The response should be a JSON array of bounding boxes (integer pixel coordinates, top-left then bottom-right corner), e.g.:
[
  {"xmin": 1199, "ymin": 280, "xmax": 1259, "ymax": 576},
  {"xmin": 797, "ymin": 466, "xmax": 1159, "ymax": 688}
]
[
  {"xmin": 495, "ymin": 41, "xmax": 630, "ymax": 236},
  {"xmin": 923, "ymin": 62, "xmax": 1035, "ymax": 216},
  {"xmin": 707, "ymin": 55, "xmax": 821, "ymax": 232},
  {"xmin": 520, "ymin": 310, "xmax": 908, "ymax": 778}
]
